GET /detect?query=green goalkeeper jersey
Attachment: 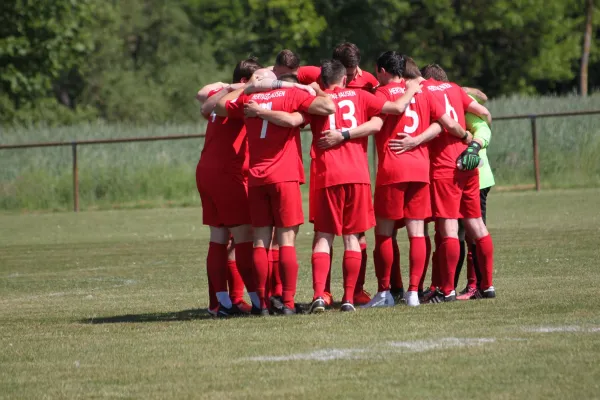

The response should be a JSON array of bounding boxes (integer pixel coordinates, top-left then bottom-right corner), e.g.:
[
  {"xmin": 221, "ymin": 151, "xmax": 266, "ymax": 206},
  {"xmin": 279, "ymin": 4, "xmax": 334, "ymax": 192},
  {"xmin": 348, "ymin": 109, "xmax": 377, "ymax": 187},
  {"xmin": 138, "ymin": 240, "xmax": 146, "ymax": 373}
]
[{"xmin": 465, "ymin": 95, "xmax": 495, "ymax": 189}]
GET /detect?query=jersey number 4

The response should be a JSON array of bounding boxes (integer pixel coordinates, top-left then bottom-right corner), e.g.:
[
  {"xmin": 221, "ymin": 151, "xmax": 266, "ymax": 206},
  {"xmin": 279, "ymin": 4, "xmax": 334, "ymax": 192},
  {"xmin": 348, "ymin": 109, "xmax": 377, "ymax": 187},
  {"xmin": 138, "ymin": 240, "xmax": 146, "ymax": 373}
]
[
  {"xmin": 328, "ymin": 100, "xmax": 358, "ymax": 131},
  {"xmin": 260, "ymin": 102, "xmax": 273, "ymax": 138}
]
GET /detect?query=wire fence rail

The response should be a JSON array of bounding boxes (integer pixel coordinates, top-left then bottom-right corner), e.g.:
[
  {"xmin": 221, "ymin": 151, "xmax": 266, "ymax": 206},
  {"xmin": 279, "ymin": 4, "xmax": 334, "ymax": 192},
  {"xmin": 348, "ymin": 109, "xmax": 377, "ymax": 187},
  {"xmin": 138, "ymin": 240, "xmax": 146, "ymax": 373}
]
[{"xmin": 2, "ymin": 110, "xmax": 599, "ymax": 212}]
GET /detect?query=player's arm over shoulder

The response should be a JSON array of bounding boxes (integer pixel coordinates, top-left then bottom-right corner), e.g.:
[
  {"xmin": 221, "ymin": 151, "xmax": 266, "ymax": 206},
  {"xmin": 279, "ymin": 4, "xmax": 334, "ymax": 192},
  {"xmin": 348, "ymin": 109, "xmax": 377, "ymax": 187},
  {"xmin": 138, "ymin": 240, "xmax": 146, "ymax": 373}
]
[{"xmin": 297, "ymin": 87, "xmax": 335, "ymax": 116}]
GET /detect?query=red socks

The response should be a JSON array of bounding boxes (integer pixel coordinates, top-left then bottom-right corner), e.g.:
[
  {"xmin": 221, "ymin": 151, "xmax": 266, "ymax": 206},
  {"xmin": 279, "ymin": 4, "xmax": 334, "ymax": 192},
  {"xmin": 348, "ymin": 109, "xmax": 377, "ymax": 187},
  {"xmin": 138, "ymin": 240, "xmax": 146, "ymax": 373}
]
[
  {"xmin": 374, "ymin": 235, "xmax": 393, "ymax": 292},
  {"xmin": 419, "ymin": 235, "xmax": 432, "ymax": 291},
  {"xmin": 270, "ymin": 248, "xmax": 282, "ymax": 297},
  {"xmin": 476, "ymin": 234, "xmax": 494, "ymax": 290},
  {"xmin": 207, "ymin": 242, "xmax": 228, "ymax": 294},
  {"xmin": 439, "ymin": 237, "xmax": 460, "ymax": 295},
  {"xmin": 408, "ymin": 237, "xmax": 427, "ymax": 292},
  {"xmin": 279, "ymin": 246, "xmax": 299, "ymax": 309},
  {"xmin": 343, "ymin": 251, "xmax": 362, "ymax": 303},
  {"xmin": 227, "ymin": 259, "xmax": 244, "ymax": 303},
  {"xmin": 390, "ymin": 237, "xmax": 403, "ymax": 290},
  {"xmin": 207, "ymin": 269, "xmax": 218, "ymax": 310},
  {"xmin": 252, "ymin": 246, "xmax": 269, "ymax": 308},
  {"xmin": 355, "ymin": 243, "xmax": 368, "ymax": 293},
  {"xmin": 234, "ymin": 242, "xmax": 257, "ymax": 292},
  {"xmin": 431, "ymin": 230, "xmax": 442, "ymax": 289},
  {"xmin": 312, "ymin": 252, "xmax": 330, "ymax": 299}
]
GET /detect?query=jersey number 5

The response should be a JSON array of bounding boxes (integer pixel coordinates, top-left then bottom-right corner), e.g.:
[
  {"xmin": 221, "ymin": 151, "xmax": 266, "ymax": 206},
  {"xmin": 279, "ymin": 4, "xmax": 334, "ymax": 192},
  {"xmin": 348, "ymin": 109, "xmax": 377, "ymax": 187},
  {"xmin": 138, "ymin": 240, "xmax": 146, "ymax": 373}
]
[
  {"xmin": 403, "ymin": 97, "xmax": 419, "ymax": 134},
  {"xmin": 328, "ymin": 100, "xmax": 358, "ymax": 131},
  {"xmin": 260, "ymin": 102, "xmax": 273, "ymax": 138}
]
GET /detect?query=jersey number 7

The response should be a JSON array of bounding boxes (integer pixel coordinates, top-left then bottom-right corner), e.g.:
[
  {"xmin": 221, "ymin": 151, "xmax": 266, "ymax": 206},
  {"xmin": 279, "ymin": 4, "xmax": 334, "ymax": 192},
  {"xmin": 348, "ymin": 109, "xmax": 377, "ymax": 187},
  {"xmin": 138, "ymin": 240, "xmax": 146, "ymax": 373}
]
[{"xmin": 260, "ymin": 102, "xmax": 273, "ymax": 138}]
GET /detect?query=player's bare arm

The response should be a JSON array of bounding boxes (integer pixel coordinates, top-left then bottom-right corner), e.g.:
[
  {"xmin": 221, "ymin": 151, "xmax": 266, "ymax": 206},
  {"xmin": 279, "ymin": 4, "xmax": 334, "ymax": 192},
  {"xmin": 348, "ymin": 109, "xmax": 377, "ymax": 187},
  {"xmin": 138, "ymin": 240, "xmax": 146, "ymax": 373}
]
[
  {"xmin": 201, "ymin": 83, "xmax": 245, "ymax": 118},
  {"xmin": 244, "ymin": 78, "xmax": 316, "ymax": 96},
  {"xmin": 466, "ymin": 101, "xmax": 492, "ymax": 126},
  {"xmin": 306, "ymin": 91, "xmax": 336, "ymax": 116},
  {"xmin": 244, "ymin": 100, "xmax": 305, "ymax": 127},
  {"xmin": 388, "ymin": 122, "xmax": 443, "ymax": 154},
  {"xmin": 436, "ymin": 114, "xmax": 472, "ymax": 143},
  {"xmin": 317, "ymin": 116, "xmax": 384, "ymax": 149},
  {"xmin": 196, "ymin": 82, "xmax": 228, "ymax": 103},
  {"xmin": 214, "ymin": 86, "xmax": 246, "ymax": 117},
  {"xmin": 463, "ymin": 87, "xmax": 488, "ymax": 104},
  {"xmin": 380, "ymin": 81, "xmax": 422, "ymax": 115}
]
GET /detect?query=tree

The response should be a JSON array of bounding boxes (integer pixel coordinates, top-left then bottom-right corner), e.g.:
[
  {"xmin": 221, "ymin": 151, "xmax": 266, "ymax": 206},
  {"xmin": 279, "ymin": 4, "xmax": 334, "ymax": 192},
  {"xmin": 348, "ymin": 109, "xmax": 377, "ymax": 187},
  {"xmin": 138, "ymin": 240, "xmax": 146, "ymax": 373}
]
[{"xmin": 580, "ymin": 0, "xmax": 594, "ymax": 96}]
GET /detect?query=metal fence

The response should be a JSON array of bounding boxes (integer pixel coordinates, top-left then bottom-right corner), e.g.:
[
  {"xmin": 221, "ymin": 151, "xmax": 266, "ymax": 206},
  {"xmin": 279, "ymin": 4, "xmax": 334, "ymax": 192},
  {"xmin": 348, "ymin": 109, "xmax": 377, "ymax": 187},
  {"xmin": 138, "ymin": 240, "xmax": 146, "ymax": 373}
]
[{"xmin": 1, "ymin": 110, "xmax": 599, "ymax": 212}]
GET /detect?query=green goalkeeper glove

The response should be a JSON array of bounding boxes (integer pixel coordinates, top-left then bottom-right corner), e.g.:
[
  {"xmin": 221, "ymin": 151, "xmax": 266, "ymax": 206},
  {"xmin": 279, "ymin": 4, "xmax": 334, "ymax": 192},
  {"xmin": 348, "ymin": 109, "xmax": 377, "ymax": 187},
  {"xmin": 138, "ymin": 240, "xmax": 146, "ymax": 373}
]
[{"xmin": 457, "ymin": 142, "xmax": 482, "ymax": 171}]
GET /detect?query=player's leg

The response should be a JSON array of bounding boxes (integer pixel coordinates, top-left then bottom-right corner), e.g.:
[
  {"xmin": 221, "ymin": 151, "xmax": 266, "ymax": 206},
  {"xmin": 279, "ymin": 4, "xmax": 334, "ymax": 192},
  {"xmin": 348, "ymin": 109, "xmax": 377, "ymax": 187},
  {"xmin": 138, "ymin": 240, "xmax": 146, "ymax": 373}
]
[
  {"xmin": 229, "ymin": 224, "xmax": 261, "ymax": 311},
  {"xmin": 367, "ymin": 183, "xmax": 404, "ymax": 308},
  {"xmin": 463, "ymin": 183, "xmax": 495, "ymax": 298},
  {"xmin": 310, "ymin": 231, "xmax": 334, "ymax": 313},
  {"xmin": 340, "ymin": 183, "xmax": 376, "ymax": 311},
  {"xmin": 454, "ymin": 220, "xmax": 467, "ymax": 289},
  {"xmin": 390, "ymin": 227, "xmax": 404, "ymax": 303},
  {"xmin": 429, "ymin": 178, "xmax": 463, "ymax": 303},
  {"xmin": 272, "ymin": 181, "xmax": 304, "ymax": 315},
  {"xmin": 341, "ymin": 233, "xmax": 362, "ymax": 312},
  {"xmin": 419, "ymin": 222, "xmax": 432, "ymax": 294},
  {"xmin": 353, "ymin": 232, "xmax": 371, "ymax": 305},
  {"xmin": 268, "ymin": 232, "xmax": 282, "ymax": 311},
  {"xmin": 226, "ymin": 238, "xmax": 247, "ymax": 310},
  {"xmin": 207, "ymin": 226, "xmax": 239, "ymax": 315},
  {"xmin": 403, "ymin": 182, "xmax": 431, "ymax": 306}
]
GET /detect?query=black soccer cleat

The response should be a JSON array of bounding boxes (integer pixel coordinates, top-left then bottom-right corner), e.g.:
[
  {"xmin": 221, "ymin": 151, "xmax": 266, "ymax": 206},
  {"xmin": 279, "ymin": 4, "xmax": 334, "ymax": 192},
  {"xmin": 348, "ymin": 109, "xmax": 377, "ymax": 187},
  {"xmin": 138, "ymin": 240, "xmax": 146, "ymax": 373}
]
[
  {"xmin": 481, "ymin": 286, "xmax": 496, "ymax": 299},
  {"xmin": 340, "ymin": 302, "xmax": 356, "ymax": 312},
  {"xmin": 217, "ymin": 303, "xmax": 245, "ymax": 318},
  {"xmin": 269, "ymin": 295, "xmax": 284, "ymax": 314},
  {"xmin": 309, "ymin": 297, "xmax": 326, "ymax": 314},
  {"xmin": 250, "ymin": 305, "xmax": 270, "ymax": 316},
  {"xmin": 426, "ymin": 289, "xmax": 457, "ymax": 304},
  {"xmin": 282, "ymin": 305, "xmax": 297, "ymax": 316},
  {"xmin": 390, "ymin": 287, "xmax": 405, "ymax": 305}
]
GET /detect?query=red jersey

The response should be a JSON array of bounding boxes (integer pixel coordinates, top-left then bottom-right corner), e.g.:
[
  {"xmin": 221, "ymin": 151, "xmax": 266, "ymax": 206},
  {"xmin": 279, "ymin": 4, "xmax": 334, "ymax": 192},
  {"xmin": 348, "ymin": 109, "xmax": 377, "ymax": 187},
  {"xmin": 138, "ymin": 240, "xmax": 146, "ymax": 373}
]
[
  {"xmin": 226, "ymin": 88, "xmax": 315, "ymax": 187},
  {"xmin": 198, "ymin": 89, "xmax": 248, "ymax": 183},
  {"xmin": 425, "ymin": 79, "xmax": 475, "ymax": 179},
  {"xmin": 309, "ymin": 87, "xmax": 385, "ymax": 189},
  {"xmin": 297, "ymin": 66, "xmax": 379, "ymax": 92},
  {"xmin": 374, "ymin": 80, "xmax": 445, "ymax": 186}
]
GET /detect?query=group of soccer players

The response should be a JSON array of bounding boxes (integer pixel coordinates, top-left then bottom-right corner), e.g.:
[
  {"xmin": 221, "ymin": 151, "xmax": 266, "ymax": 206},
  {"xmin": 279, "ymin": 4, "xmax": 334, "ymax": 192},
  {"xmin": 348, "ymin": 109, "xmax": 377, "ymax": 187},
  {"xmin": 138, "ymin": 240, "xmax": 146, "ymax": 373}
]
[{"xmin": 195, "ymin": 42, "xmax": 496, "ymax": 317}]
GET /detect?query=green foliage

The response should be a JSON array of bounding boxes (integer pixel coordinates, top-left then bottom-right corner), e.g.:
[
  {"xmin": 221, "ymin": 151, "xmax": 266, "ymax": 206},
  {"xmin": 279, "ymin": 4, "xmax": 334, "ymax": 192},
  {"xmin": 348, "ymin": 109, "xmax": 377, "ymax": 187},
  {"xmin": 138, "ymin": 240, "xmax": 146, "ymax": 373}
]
[{"xmin": 0, "ymin": 0, "xmax": 599, "ymax": 126}]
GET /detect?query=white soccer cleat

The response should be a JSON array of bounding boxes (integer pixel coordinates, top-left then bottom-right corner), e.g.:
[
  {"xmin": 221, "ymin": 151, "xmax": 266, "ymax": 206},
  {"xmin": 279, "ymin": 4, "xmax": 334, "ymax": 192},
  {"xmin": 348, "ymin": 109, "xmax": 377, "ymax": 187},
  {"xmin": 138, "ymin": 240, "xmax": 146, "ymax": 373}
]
[
  {"xmin": 404, "ymin": 291, "xmax": 420, "ymax": 307},
  {"xmin": 360, "ymin": 291, "xmax": 395, "ymax": 308}
]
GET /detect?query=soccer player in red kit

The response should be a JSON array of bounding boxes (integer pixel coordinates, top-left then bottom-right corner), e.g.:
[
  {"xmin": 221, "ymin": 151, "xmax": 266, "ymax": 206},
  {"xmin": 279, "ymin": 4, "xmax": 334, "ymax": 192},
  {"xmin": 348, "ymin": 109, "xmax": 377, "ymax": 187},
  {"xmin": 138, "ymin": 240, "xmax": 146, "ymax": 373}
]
[
  {"xmin": 269, "ymin": 44, "xmax": 378, "ymax": 305},
  {"xmin": 369, "ymin": 53, "xmax": 470, "ymax": 308},
  {"xmin": 195, "ymin": 58, "xmax": 263, "ymax": 317},
  {"xmin": 418, "ymin": 63, "xmax": 495, "ymax": 303},
  {"xmin": 216, "ymin": 69, "xmax": 335, "ymax": 315},
  {"xmin": 308, "ymin": 59, "xmax": 422, "ymax": 312}
]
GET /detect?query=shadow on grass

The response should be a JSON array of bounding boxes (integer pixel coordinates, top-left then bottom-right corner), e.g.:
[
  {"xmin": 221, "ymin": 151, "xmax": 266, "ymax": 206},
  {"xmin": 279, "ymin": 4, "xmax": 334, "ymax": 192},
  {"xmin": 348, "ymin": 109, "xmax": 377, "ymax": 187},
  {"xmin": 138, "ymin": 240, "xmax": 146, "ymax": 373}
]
[{"xmin": 80, "ymin": 308, "xmax": 213, "ymax": 324}]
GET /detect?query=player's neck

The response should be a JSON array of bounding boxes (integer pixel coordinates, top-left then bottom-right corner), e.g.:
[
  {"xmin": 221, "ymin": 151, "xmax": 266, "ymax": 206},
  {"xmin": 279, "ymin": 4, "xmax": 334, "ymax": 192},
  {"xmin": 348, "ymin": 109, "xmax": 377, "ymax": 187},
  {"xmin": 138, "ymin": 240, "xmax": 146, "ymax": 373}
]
[
  {"xmin": 327, "ymin": 83, "xmax": 344, "ymax": 90},
  {"xmin": 388, "ymin": 76, "xmax": 403, "ymax": 84}
]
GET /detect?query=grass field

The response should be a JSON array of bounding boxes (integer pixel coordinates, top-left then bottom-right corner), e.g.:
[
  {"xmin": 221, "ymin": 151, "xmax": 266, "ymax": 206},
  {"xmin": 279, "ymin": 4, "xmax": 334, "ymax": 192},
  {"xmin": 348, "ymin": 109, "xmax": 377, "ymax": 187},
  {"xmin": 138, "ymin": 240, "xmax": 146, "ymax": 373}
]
[
  {"xmin": 1, "ymin": 93, "xmax": 600, "ymax": 211},
  {"xmin": 1, "ymin": 189, "xmax": 599, "ymax": 399}
]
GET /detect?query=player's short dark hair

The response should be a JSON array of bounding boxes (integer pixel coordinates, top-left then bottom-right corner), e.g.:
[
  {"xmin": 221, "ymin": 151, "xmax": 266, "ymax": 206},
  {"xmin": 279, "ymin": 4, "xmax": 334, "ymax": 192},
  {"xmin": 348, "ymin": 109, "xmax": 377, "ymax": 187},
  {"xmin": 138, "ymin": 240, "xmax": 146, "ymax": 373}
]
[
  {"xmin": 320, "ymin": 59, "xmax": 346, "ymax": 88},
  {"xmin": 279, "ymin": 73, "xmax": 299, "ymax": 83},
  {"xmin": 232, "ymin": 57, "xmax": 263, "ymax": 83},
  {"xmin": 376, "ymin": 51, "xmax": 405, "ymax": 77},
  {"xmin": 421, "ymin": 64, "xmax": 449, "ymax": 82},
  {"xmin": 332, "ymin": 42, "xmax": 361, "ymax": 68},
  {"xmin": 402, "ymin": 57, "xmax": 422, "ymax": 79},
  {"xmin": 275, "ymin": 49, "xmax": 300, "ymax": 70}
]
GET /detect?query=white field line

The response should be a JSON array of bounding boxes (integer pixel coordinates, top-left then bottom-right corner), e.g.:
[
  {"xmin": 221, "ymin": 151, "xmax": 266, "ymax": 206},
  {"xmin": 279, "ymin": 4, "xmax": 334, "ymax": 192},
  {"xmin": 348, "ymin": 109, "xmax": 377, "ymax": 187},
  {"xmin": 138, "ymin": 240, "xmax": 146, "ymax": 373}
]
[
  {"xmin": 243, "ymin": 337, "xmax": 499, "ymax": 362},
  {"xmin": 523, "ymin": 325, "xmax": 600, "ymax": 333}
]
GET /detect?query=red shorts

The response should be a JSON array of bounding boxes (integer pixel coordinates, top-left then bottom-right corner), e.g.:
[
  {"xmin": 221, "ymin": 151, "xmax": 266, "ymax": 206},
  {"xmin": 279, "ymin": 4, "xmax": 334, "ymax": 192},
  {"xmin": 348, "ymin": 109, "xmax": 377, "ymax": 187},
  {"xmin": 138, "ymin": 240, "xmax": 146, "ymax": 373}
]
[
  {"xmin": 308, "ymin": 160, "xmax": 316, "ymax": 223},
  {"xmin": 196, "ymin": 166, "xmax": 250, "ymax": 227},
  {"xmin": 314, "ymin": 183, "xmax": 375, "ymax": 236},
  {"xmin": 374, "ymin": 182, "xmax": 431, "ymax": 221},
  {"xmin": 432, "ymin": 174, "xmax": 481, "ymax": 219},
  {"xmin": 248, "ymin": 181, "xmax": 304, "ymax": 228}
]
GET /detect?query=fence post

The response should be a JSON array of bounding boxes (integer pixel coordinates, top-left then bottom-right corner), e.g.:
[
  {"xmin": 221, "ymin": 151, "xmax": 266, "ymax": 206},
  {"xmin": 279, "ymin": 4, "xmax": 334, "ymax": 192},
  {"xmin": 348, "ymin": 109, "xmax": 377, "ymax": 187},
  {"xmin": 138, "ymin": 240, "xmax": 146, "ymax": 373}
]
[
  {"xmin": 530, "ymin": 116, "xmax": 541, "ymax": 191},
  {"xmin": 72, "ymin": 142, "xmax": 79, "ymax": 212}
]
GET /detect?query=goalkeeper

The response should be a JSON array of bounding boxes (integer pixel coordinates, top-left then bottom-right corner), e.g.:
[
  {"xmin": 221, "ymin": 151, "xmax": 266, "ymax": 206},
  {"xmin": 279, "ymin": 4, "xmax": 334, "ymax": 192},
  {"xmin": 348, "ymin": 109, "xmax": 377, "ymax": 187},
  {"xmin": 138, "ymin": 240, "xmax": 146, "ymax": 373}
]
[{"xmin": 455, "ymin": 90, "xmax": 496, "ymax": 299}]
